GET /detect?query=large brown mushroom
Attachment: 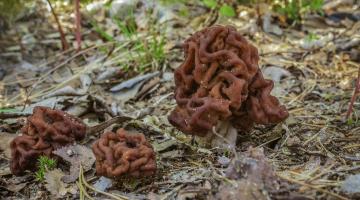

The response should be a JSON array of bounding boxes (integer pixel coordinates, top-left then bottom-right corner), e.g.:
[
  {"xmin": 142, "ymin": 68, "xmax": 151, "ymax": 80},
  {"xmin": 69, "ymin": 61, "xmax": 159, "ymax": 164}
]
[
  {"xmin": 92, "ymin": 128, "xmax": 156, "ymax": 178},
  {"xmin": 168, "ymin": 25, "xmax": 288, "ymax": 148},
  {"xmin": 10, "ymin": 106, "xmax": 86, "ymax": 175}
]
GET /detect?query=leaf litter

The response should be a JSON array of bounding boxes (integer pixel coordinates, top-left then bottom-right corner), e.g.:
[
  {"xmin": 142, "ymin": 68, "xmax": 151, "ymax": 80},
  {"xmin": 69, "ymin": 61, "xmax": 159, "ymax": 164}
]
[
  {"xmin": 53, "ymin": 144, "xmax": 96, "ymax": 183},
  {"xmin": 0, "ymin": 0, "xmax": 359, "ymax": 199},
  {"xmin": 44, "ymin": 169, "xmax": 77, "ymax": 198}
]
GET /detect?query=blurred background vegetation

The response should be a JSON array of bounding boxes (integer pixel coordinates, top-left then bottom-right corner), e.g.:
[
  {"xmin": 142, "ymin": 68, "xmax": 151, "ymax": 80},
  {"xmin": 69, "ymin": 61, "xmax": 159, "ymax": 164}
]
[{"xmin": 0, "ymin": 0, "xmax": 325, "ymax": 25}]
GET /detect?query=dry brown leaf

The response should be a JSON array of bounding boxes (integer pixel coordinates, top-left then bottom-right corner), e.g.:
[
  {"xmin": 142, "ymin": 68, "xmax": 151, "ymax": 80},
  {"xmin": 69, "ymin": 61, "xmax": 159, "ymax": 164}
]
[
  {"xmin": 53, "ymin": 144, "xmax": 95, "ymax": 183},
  {"xmin": 44, "ymin": 169, "xmax": 69, "ymax": 198},
  {"xmin": 0, "ymin": 133, "xmax": 18, "ymax": 159}
]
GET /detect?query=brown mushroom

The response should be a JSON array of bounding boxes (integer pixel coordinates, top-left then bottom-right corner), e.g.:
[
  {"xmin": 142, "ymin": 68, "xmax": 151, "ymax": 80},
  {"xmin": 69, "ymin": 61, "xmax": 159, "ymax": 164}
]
[
  {"xmin": 10, "ymin": 135, "xmax": 52, "ymax": 175},
  {"xmin": 10, "ymin": 106, "xmax": 86, "ymax": 175},
  {"xmin": 21, "ymin": 106, "xmax": 86, "ymax": 148},
  {"xmin": 168, "ymin": 25, "xmax": 288, "ymax": 148},
  {"xmin": 10, "ymin": 106, "xmax": 135, "ymax": 175},
  {"xmin": 92, "ymin": 128, "xmax": 156, "ymax": 178}
]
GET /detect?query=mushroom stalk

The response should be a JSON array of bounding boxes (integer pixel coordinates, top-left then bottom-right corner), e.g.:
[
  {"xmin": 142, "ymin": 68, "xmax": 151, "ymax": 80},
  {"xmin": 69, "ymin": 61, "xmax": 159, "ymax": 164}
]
[{"xmin": 196, "ymin": 121, "xmax": 238, "ymax": 149}]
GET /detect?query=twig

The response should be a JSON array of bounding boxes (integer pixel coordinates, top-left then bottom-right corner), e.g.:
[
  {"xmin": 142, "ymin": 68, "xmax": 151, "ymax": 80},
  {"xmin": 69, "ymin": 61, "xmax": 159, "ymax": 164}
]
[
  {"xmin": 46, "ymin": 0, "xmax": 69, "ymax": 51},
  {"xmin": 75, "ymin": 0, "xmax": 81, "ymax": 51},
  {"xmin": 346, "ymin": 67, "xmax": 360, "ymax": 120},
  {"xmin": 78, "ymin": 165, "xmax": 128, "ymax": 200},
  {"xmin": 0, "ymin": 112, "xmax": 30, "ymax": 119},
  {"xmin": 86, "ymin": 115, "xmax": 134, "ymax": 135}
]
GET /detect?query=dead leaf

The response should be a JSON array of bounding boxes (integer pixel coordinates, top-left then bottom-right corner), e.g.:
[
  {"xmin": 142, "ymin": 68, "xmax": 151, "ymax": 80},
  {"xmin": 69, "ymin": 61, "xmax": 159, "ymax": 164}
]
[
  {"xmin": 263, "ymin": 66, "xmax": 291, "ymax": 82},
  {"xmin": 53, "ymin": 144, "xmax": 95, "ymax": 183},
  {"xmin": 110, "ymin": 71, "xmax": 159, "ymax": 92},
  {"xmin": 44, "ymin": 169, "xmax": 69, "ymax": 198},
  {"xmin": 45, "ymin": 74, "xmax": 92, "ymax": 98},
  {"xmin": 160, "ymin": 150, "xmax": 184, "ymax": 159},
  {"xmin": 152, "ymin": 139, "xmax": 178, "ymax": 152},
  {"xmin": 216, "ymin": 180, "xmax": 269, "ymax": 200},
  {"xmin": 218, "ymin": 156, "xmax": 231, "ymax": 167},
  {"xmin": 4, "ymin": 182, "xmax": 27, "ymax": 193},
  {"xmin": 0, "ymin": 133, "xmax": 18, "ymax": 159},
  {"xmin": 22, "ymin": 97, "xmax": 68, "ymax": 114},
  {"xmin": 0, "ymin": 167, "xmax": 11, "ymax": 176},
  {"xmin": 262, "ymin": 13, "xmax": 283, "ymax": 36},
  {"xmin": 341, "ymin": 174, "xmax": 360, "ymax": 197},
  {"xmin": 93, "ymin": 176, "xmax": 113, "ymax": 192},
  {"xmin": 95, "ymin": 67, "xmax": 121, "ymax": 81}
]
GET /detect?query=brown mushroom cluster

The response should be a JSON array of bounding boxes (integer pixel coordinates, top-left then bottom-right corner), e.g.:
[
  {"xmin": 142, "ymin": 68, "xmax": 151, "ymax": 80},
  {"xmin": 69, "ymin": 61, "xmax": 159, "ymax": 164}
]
[
  {"xmin": 168, "ymin": 25, "xmax": 289, "ymax": 136},
  {"xmin": 10, "ymin": 106, "xmax": 86, "ymax": 175},
  {"xmin": 92, "ymin": 128, "xmax": 156, "ymax": 178}
]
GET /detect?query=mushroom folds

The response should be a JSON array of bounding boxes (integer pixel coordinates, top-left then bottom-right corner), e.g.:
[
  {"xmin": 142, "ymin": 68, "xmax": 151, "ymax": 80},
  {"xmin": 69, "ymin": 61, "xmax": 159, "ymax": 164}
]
[
  {"xmin": 168, "ymin": 25, "xmax": 288, "ymax": 136},
  {"xmin": 10, "ymin": 106, "xmax": 86, "ymax": 175},
  {"xmin": 92, "ymin": 128, "xmax": 156, "ymax": 178}
]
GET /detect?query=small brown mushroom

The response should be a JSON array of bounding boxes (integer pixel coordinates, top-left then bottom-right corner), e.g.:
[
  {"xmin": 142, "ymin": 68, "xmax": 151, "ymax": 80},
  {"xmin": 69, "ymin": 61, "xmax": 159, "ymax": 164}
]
[
  {"xmin": 92, "ymin": 128, "xmax": 156, "ymax": 178},
  {"xmin": 21, "ymin": 106, "xmax": 86, "ymax": 148},
  {"xmin": 168, "ymin": 25, "xmax": 289, "ymax": 148},
  {"xmin": 10, "ymin": 135, "xmax": 52, "ymax": 175},
  {"xmin": 10, "ymin": 106, "xmax": 135, "ymax": 175},
  {"xmin": 10, "ymin": 106, "xmax": 86, "ymax": 175}
]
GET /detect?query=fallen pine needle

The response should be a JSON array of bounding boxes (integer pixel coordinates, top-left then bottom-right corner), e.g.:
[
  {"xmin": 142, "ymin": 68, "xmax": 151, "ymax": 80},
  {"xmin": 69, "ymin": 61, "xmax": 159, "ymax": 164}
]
[{"xmin": 277, "ymin": 173, "xmax": 348, "ymax": 200}]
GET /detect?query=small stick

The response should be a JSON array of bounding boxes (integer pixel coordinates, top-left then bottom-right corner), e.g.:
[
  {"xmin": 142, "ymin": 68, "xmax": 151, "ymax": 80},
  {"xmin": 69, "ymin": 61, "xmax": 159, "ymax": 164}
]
[
  {"xmin": 346, "ymin": 68, "xmax": 360, "ymax": 120},
  {"xmin": 46, "ymin": 0, "xmax": 69, "ymax": 51},
  {"xmin": 74, "ymin": 0, "xmax": 81, "ymax": 52},
  {"xmin": 86, "ymin": 116, "xmax": 133, "ymax": 135},
  {"xmin": 0, "ymin": 112, "xmax": 30, "ymax": 119},
  {"xmin": 86, "ymin": 108, "xmax": 152, "ymax": 135}
]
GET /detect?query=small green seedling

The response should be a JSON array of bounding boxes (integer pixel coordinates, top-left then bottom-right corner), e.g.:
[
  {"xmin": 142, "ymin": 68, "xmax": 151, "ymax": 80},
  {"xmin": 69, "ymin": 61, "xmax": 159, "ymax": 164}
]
[
  {"xmin": 305, "ymin": 33, "xmax": 319, "ymax": 42},
  {"xmin": 347, "ymin": 118, "xmax": 354, "ymax": 125},
  {"xmin": 35, "ymin": 156, "xmax": 57, "ymax": 182}
]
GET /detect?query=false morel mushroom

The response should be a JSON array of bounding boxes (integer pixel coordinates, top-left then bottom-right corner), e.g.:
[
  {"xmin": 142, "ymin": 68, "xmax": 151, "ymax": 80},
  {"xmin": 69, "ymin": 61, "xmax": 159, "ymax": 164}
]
[
  {"xmin": 92, "ymin": 128, "xmax": 156, "ymax": 178},
  {"xmin": 168, "ymin": 25, "xmax": 288, "ymax": 147},
  {"xmin": 10, "ymin": 135, "xmax": 52, "ymax": 175},
  {"xmin": 10, "ymin": 106, "xmax": 86, "ymax": 175}
]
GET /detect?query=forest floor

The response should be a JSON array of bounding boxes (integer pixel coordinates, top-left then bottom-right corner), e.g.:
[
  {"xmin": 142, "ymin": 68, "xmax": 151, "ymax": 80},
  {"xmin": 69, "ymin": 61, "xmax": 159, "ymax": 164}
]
[{"xmin": 0, "ymin": 0, "xmax": 360, "ymax": 199}]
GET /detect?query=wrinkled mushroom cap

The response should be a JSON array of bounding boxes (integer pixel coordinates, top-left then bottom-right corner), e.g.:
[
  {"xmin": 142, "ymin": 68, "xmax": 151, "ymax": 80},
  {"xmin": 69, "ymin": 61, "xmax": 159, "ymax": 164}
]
[
  {"xmin": 92, "ymin": 128, "xmax": 156, "ymax": 178},
  {"xmin": 10, "ymin": 106, "xmax": 87, "ymax": 175},
  {"xmin": 21, "ymin": 106, "xmax": 86, "ymax": 148},
  {"xmin": 10, "ymin": 135, "xmax": 52, "ymax": 175},
  {"xmin": 168, "ymin": 25, "xmax": 288, "ymax": 136}
]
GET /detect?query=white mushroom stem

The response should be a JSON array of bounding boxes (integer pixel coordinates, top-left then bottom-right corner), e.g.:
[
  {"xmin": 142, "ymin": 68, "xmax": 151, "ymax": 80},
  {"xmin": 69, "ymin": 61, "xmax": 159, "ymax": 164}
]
[{"xmin": 196, "ymin": 121, "xmax": 238, "ymax": 149}]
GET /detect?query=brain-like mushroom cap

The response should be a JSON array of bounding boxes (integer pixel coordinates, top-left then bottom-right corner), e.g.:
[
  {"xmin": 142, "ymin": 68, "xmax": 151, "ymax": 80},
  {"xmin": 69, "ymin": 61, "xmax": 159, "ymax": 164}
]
[
  {"xmin": 168, "ymin": 25, "xmax": 288, "ymax": 136},
  {"xmin": 92, "ymin": 128, "xmax": 156, "ymax": 178},
  {"xmin": 10, "ymin": 106, "xmax": 86, "ymax": 175},
  {"xmin": 10, "ymin": 135, "xmax": 52, "ymax": 175},
  {"xmin": 21, "ymin": 106, "xmax": 86, "ymax": 148}
]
